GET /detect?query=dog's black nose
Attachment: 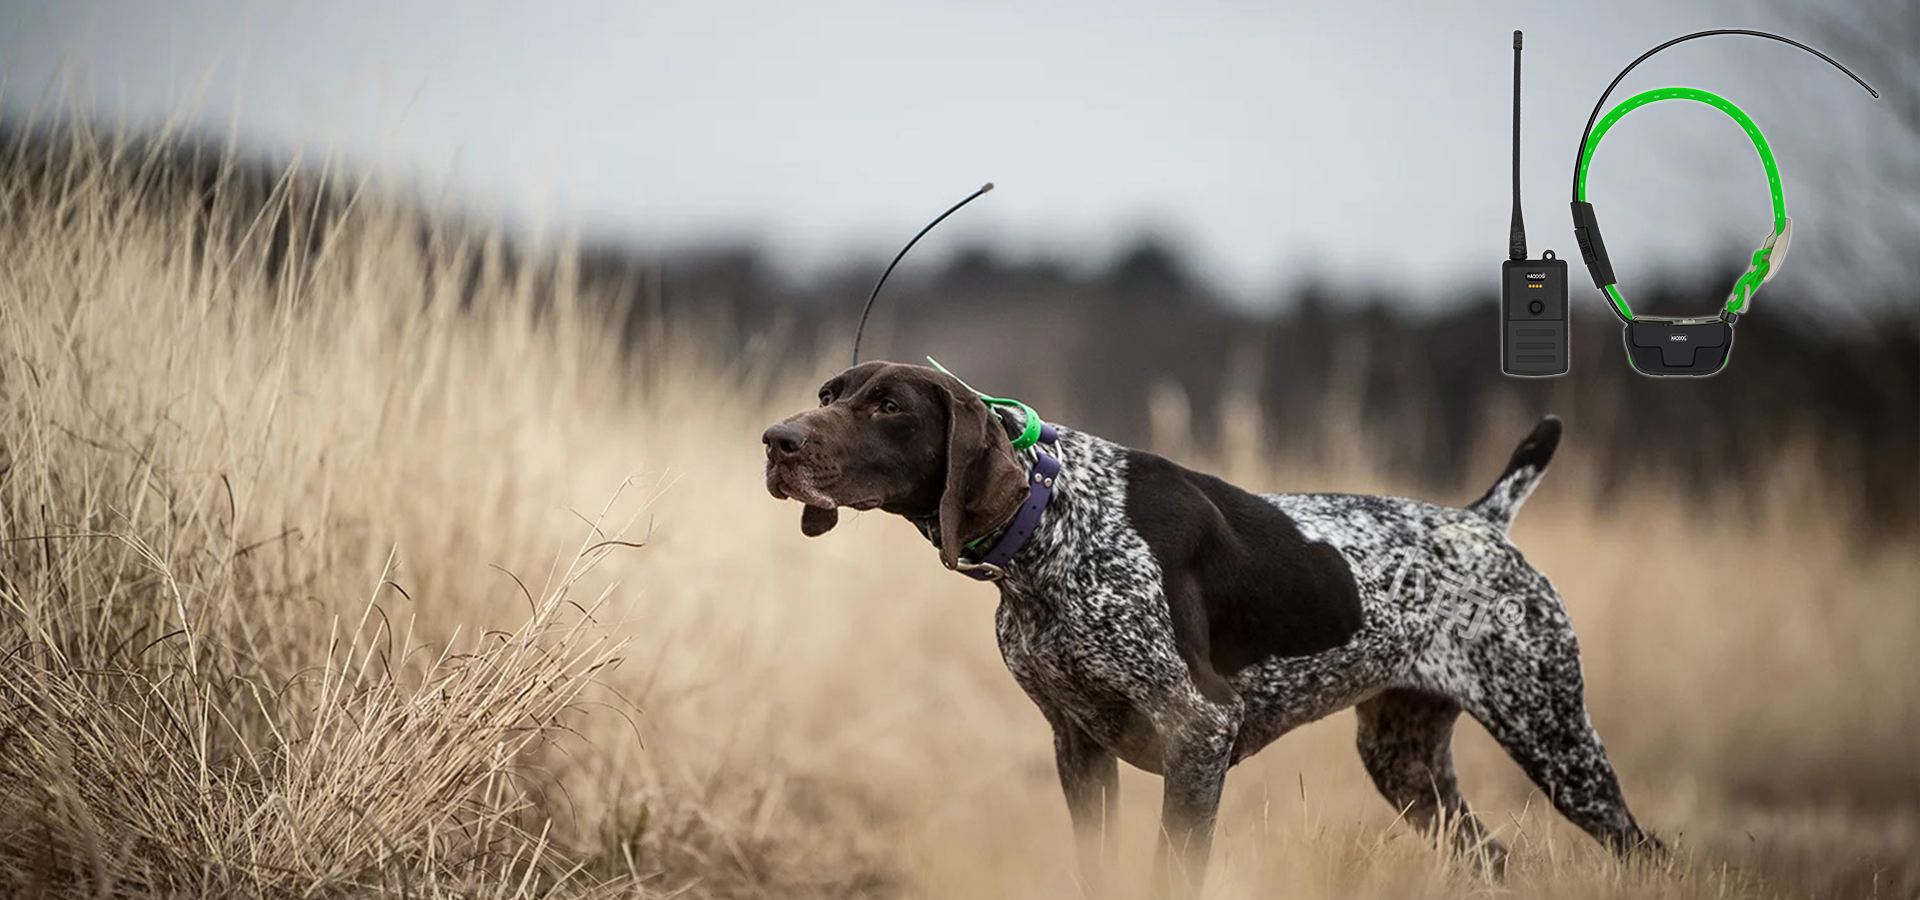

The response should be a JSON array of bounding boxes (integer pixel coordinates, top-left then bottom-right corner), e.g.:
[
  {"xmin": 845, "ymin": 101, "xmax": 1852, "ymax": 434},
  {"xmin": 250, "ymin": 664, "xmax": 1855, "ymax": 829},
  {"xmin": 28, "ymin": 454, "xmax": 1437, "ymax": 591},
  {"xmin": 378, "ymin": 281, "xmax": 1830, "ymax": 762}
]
[{"xmin": 762, "ymin": 423, "xmax": 807, "ymax": 458}]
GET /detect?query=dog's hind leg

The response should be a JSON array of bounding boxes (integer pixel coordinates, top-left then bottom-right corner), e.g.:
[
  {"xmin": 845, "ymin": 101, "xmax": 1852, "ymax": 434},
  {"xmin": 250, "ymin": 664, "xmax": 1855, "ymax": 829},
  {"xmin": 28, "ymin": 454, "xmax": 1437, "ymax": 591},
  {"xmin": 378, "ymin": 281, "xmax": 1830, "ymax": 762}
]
[
  {"xmin": 1355, "ymin": 689, "xmax": 1509, "ymax": 874},
  {"xmin": 1051, "ymin": 718, "xmax": 1118, "ymax": 897},
  {"xmin": 1464, "ymin": 598, "xmax": 1662, "ymax": 859}
]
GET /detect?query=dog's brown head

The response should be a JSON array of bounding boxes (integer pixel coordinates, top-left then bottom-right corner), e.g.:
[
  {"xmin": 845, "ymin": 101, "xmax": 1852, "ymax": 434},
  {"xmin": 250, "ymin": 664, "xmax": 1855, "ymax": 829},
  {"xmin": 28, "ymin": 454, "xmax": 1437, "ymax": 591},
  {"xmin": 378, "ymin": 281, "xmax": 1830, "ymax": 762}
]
[{"xmin": 762, "ymin": 362, "xmax": 1028, "ymax": 569}]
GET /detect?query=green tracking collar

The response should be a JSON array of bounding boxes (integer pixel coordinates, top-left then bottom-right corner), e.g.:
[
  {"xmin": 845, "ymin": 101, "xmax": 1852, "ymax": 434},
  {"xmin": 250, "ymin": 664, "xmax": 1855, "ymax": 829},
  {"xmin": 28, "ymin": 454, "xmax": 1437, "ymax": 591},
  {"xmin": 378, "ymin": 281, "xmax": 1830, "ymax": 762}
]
[
  {"xmin": 926, "ymin": 357, "xmax": 1044, "ymax": 450},
  {"xmin": 1566, "ymin": 29, "xmax": 1878, "ymax": 376},
  {"xmin": 1575, "ymin": 87, "xmax": 1788, "ymax": 324}
]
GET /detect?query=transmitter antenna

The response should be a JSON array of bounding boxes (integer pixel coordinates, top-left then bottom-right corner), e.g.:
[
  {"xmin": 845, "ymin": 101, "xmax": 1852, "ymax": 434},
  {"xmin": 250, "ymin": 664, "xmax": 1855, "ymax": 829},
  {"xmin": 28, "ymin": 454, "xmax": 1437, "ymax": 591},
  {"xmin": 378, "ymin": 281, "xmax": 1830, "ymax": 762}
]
[{"xmin": 1509, "ymin": 30, "xmax": 1528, "ymax": 261}]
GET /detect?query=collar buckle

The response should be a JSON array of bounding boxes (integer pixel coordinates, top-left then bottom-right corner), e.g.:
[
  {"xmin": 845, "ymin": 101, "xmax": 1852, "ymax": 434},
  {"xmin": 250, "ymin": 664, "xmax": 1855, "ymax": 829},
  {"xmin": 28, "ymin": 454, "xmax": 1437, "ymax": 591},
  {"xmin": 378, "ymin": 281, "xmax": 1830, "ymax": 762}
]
[{"xmin": 952, "ymin": 560, "xmax": 1008, "ymax": 582}]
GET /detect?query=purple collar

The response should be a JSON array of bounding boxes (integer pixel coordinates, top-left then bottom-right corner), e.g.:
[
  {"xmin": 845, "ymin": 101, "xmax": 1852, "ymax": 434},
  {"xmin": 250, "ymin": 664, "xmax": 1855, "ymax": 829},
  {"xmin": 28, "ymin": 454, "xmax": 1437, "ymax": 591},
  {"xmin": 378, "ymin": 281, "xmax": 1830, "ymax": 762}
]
[{"xmin": 951, "ymin": 422, "xmax": 1059, "ymax": 582}]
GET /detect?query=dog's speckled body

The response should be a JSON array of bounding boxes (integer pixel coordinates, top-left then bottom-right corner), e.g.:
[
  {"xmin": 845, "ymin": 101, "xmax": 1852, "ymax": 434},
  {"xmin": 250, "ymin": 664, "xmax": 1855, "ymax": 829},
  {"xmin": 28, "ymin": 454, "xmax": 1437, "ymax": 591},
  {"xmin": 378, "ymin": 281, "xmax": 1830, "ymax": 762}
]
[
  {"xmin": 990, "ymin": 419, "xmax": 1653, "ymax": 886},
  {"xmin": 764, "ymin": 363, "xmax": 1656, "ymax": 894}
]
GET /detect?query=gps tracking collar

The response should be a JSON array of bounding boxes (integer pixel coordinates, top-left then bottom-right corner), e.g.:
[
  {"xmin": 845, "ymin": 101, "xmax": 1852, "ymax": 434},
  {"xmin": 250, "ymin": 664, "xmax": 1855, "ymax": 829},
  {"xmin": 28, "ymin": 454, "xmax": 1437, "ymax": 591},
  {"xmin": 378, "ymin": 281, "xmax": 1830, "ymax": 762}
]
[
  {"xmin": 1569, "ymin": 30, "xmax": 1878, "ymax": 376},
  {"xmin": 1574, "ymin": 87, "xmax": 1786, "ymax": 374}
]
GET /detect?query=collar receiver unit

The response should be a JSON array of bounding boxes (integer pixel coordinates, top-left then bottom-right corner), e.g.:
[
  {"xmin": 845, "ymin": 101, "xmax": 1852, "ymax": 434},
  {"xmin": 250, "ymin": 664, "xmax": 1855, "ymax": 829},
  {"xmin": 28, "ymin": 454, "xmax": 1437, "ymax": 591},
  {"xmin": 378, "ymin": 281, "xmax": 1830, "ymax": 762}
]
[{"xmin": 1624, "ymin": 317, "xmax": 1733, "ymax": 376}]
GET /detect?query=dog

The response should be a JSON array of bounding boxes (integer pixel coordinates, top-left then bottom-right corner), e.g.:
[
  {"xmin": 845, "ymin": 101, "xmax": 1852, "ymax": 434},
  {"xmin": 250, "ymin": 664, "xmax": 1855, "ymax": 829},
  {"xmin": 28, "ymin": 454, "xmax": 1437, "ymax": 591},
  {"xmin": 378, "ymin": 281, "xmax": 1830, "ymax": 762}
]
[{"xmin": 763, "ymin": 361, "xmax": 1659, "ymax": 894}]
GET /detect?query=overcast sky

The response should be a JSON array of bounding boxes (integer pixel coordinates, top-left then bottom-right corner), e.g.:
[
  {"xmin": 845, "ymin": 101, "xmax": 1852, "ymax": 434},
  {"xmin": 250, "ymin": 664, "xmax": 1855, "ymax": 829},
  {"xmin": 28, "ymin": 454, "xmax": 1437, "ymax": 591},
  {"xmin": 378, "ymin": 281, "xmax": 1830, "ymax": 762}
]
[{"xmin": 0, "ymin": 0, "xmax": 1907, "ymax": 311}]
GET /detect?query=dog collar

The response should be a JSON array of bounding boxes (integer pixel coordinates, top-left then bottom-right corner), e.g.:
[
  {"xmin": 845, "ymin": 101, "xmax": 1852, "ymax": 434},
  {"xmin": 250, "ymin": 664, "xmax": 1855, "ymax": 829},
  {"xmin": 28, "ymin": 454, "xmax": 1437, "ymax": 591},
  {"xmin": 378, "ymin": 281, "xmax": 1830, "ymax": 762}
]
[
  {"xmin": 927, "ymin": 357, "xmax": 1043, "ymax": 450},
  {"xmin": 915, "ymin": 357, "xmax": 1058, "ymax": 581},
  {"xmin": 1572, "ymin": 86, "xmax": 1788, "ymax": 325},
  {"xmin": 952, "ymin": 421, "xmax": 1060, "ymax": 582}
]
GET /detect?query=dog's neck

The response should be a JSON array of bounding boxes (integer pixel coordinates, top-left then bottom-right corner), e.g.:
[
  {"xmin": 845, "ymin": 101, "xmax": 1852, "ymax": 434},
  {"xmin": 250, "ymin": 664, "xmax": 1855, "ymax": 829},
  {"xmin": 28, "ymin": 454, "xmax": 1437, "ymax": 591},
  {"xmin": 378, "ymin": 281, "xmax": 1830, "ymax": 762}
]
[
  {"xmin": 906, "ymin": 402, "xmax": 1044, "ymax": 552},
  {"xmin": 904, "ymin": 423, "xmax": 1133, "ymax": 603},
  {"xmin": 988, "ymin": 425, "xmax": 1123, "ymax": 597},
  {"xmin": 906, "ymin": 408, "xmax": 1075, "ymax": 568}
]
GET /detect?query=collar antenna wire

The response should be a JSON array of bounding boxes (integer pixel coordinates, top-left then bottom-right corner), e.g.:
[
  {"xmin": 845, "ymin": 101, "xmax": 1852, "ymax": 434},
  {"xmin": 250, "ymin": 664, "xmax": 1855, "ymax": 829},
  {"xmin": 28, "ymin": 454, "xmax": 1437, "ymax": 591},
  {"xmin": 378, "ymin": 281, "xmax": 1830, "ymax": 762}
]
[
  {"xmin": 1570, "ymin": 29, "xmax": 1878, "ymax": 204},
  {"xmin": 850, "ymin": 182, "xmax": 995, "ymax": 366}
]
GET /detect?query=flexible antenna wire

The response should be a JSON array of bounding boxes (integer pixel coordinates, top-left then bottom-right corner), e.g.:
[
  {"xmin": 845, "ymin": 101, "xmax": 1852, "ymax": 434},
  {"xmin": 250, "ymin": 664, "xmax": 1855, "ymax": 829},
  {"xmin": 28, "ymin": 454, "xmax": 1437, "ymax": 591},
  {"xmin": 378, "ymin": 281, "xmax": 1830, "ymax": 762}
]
[
  {"xmin": 1571, "ymin": 29, "xmax": 1878, "ymax": 202},
  {"xmin": 1510, "ymin": 30, "xmax": 1527, "ymax": 261},
  {"xmin": 850, "ymin": 182, "xmax": 995, "ymax": 366}
]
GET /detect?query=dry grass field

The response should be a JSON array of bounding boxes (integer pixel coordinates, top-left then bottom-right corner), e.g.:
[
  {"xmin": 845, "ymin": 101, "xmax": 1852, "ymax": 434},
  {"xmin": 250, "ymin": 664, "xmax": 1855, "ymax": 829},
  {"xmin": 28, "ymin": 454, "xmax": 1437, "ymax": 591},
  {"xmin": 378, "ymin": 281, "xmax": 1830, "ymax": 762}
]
[{"xmin": 1, "ymin": 127, "xmax": 1916, "ymax": 899}]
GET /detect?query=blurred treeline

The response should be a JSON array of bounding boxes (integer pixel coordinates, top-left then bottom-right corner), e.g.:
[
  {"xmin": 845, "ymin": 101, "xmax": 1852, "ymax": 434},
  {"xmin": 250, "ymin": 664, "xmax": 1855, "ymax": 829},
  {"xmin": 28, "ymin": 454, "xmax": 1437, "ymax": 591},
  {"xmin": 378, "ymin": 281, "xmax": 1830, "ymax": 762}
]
[
  {"xmin": 619, "ymin": 238, "xmax": 1918, "ymax": 532},
  {"xmin": 4, "ymin": 119, "xmax": 1914, "ymax": 535}
]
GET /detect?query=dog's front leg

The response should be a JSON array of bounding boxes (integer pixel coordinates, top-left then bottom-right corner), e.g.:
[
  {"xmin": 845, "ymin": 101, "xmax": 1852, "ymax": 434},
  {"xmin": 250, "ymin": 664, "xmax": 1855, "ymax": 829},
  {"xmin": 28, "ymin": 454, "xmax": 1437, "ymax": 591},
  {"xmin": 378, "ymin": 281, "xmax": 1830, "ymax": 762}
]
[
  {"xmin": 1152, "ymin": 714, "xmax": 1237, "ymax": 898},
  {"xmin": 1053, "ymin": 719, "xmax": 1118, "ymax": 897}
]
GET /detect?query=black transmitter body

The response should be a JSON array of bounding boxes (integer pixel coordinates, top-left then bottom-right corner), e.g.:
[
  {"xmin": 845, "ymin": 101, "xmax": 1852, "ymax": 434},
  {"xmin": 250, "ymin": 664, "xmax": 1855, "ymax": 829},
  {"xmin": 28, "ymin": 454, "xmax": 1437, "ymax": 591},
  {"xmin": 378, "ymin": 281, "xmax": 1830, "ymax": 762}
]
[{"xmin": 1501, "ymin": 253, "xmax": 1569, "ymax": 377}]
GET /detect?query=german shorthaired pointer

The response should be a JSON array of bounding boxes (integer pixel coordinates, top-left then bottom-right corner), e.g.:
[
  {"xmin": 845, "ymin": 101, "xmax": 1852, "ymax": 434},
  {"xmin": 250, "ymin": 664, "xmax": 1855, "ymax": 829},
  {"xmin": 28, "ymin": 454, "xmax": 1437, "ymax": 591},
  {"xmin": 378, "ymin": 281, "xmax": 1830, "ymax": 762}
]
[{"xmin": 763, "ymin": 361, "xmax": 1659, "ymax": 894}]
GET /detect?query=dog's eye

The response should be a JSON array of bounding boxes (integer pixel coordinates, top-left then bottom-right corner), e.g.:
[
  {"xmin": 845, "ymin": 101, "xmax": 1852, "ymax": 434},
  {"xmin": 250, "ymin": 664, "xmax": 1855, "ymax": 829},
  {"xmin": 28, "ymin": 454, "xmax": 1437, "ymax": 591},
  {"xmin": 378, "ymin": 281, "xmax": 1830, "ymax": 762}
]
[
  {"xmin": 818, "ymin": 389, "xmax": 832, "ymax": 406},
  {"xmin": 878, "ymin": 398, "xmax": 900, "ymax": 414}
]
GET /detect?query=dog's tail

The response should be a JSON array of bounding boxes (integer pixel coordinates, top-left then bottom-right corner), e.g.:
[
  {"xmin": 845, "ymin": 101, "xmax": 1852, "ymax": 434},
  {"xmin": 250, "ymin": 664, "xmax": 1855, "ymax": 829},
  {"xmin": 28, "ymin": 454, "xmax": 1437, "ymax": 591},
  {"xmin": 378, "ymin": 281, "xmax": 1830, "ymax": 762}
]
[{"xmin": 1468, "ymin": 415, "xmax": 1561, "ymax": 533}]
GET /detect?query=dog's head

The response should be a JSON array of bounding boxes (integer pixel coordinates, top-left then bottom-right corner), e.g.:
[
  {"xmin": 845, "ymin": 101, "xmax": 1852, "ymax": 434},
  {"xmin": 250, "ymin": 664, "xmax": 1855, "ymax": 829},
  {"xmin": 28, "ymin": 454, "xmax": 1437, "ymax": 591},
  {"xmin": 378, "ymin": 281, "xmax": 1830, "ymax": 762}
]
[{"xmin": 762, "ymin": 362, "xmax": 1028, "ymax": 569}]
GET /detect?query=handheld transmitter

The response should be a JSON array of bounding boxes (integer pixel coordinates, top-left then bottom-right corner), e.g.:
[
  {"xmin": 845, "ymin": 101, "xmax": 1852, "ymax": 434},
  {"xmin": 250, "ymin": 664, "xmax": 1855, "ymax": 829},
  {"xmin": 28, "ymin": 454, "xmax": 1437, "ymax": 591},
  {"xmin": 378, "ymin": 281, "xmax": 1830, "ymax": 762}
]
[{"xmin": 1500, "ymin": 31, "xmax": 1569, "ymax": 378}]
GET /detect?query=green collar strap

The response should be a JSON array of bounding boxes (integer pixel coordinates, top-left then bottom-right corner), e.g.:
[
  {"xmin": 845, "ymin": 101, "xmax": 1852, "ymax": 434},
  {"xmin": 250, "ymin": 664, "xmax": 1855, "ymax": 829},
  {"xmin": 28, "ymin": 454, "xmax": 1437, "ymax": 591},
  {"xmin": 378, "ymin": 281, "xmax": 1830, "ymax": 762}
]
[
  {"xmin": 1578, "ymin": 87, "xmax": 1789, "ymax": 320},
  {"xmin": 926, "ymin": 357, "xmax": 1044, "ymax": 450}
]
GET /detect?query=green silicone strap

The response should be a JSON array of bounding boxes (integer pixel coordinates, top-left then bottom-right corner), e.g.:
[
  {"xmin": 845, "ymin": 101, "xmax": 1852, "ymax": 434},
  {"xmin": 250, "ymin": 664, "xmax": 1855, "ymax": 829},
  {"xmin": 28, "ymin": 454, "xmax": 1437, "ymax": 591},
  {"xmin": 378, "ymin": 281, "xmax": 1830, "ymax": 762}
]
[
  {"xmin": 1578, "ymin": 87, "xmax": 1786, "ymax": 320},
  {"xmin": 925, "ymin": 357, "xmax": 1044, "ymax": 450},
  {"xmin": 1604, "ymin": 284, "xmax": 1633, "ymax": 322}
]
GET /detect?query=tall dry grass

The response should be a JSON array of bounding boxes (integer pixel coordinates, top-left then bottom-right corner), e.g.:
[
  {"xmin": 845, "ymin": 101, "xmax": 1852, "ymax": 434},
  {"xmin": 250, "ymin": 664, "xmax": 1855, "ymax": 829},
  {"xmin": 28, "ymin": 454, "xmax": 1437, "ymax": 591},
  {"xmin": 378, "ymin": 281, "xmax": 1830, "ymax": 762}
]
[{"xmin": 1, "ymin": 123, "xmax": 1916, "ymax": 899}]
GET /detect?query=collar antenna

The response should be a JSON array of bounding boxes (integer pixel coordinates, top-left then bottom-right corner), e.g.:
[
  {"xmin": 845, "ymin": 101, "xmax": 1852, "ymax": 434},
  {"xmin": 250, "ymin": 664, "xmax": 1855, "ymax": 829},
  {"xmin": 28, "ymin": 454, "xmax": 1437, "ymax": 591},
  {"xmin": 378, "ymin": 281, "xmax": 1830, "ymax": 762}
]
[{"xmin": 850, "ymin": 183, "xmax": 995, "ymax": 366}]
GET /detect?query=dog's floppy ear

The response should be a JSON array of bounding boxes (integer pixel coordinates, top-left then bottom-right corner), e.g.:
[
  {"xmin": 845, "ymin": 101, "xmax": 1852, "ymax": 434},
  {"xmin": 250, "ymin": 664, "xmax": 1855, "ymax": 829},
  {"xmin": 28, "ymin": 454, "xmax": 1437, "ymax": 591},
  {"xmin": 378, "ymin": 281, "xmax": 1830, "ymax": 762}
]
[
  {"xmin": 936, "ymin": 385, "xmax": 1028, "ymax": 570},
  {"xmin": 800, "ymin": 505, "xmax": 840, "ymax": 537}
]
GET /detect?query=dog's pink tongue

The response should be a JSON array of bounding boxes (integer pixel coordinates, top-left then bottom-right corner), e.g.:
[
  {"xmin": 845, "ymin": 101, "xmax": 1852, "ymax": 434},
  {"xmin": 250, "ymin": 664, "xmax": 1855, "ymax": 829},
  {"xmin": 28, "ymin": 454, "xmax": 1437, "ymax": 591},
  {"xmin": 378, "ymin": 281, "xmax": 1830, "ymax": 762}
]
[{"xmin": 800, "ymin": 505, "xmax": 840, "ymax": 537}]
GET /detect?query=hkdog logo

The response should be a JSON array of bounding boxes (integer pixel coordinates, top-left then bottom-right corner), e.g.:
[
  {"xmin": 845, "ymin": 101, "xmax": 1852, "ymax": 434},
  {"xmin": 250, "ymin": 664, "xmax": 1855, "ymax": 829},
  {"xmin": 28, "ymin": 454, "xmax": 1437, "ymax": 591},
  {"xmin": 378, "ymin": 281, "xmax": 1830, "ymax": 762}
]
[{"xmin": 1670, "ymin": 334, "xmax": 1688, "ymax": 342}]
